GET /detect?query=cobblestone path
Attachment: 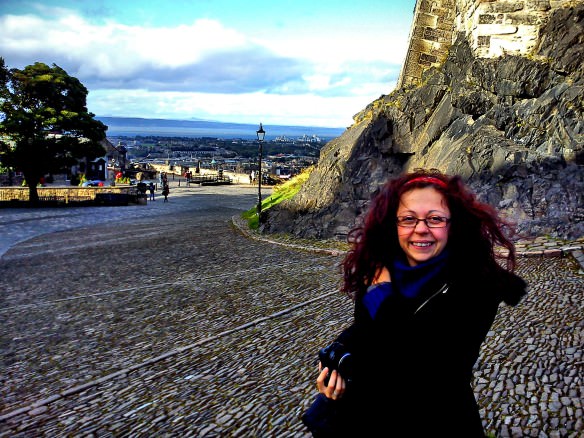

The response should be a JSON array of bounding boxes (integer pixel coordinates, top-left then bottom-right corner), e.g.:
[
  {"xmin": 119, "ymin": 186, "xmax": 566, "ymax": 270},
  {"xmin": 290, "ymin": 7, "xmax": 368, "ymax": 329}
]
[{"xmin": 0, "ymin": 187, "xmax": 582, "ymax": 437}]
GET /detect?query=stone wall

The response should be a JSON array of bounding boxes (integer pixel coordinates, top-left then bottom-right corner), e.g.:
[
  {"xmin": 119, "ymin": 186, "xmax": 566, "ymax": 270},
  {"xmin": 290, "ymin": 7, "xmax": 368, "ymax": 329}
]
[
  {"xmin": 398, "ymin": 0, "xmax": 457, "ymax": 88},
  {"xmin": 0, "ymin": 186, "xmax": 134, "ymax": 203},
  {"xmin": 398, "ymin": 0, "xmax": 579, "ymax": 87},
  {"xmin": 148, "ymin": 162, "xmax": 252, "ymax": 185},
  {"xmin": 457, "ymin": 0, "xmax": 577, "ymax": 58}
]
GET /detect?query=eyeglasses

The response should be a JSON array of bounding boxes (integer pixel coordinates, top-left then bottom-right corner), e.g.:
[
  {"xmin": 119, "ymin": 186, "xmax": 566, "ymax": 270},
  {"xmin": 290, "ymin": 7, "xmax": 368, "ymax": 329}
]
[{"xmin": 396, "ymin": 215, "xmax": 450, "ymax": 228}]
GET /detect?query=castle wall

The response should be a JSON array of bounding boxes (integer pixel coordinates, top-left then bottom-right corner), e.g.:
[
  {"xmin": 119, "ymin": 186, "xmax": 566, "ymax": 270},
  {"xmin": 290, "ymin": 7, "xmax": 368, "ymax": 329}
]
[
  {"xmin": 397, "ymin": 0, "xmax": 579, "ymax": 88},
  {"xmin": 456, "ymin": 0, "xmax": 576, "ymax": 57},
  {"xmin": 398, "ymin": 0, "xmax": 457, "ymax": 88}
]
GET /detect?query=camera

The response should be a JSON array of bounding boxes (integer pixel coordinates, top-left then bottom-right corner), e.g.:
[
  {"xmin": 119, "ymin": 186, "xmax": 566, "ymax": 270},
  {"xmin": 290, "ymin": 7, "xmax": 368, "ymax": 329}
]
[{"xmin": 318, "ymin": 341, "xmax": 353, "ymax": 384}]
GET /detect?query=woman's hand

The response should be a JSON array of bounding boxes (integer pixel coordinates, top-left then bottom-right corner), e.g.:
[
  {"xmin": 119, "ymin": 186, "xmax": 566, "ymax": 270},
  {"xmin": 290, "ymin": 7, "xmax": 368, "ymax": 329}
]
[{"xmin": 316, "ymin": 363, "xmax": 346, "ymax": 400}]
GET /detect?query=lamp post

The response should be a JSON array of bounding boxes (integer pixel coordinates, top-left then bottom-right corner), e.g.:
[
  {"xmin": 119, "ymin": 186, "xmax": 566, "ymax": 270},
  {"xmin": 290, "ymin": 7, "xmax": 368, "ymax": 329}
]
[{"xmin": 256, "ymin": 123, "xmax": 265, "ymax": 218}]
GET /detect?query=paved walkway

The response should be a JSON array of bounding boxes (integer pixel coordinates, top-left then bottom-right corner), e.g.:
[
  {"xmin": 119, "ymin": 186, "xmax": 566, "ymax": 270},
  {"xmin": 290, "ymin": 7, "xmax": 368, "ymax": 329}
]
[
  {"xmin": 0, "ymin": 185, "xmax": 582, "ymax": 437},
  {"xmin": 0, "ymin": 179, "xmax": 246, "ymax": 258}
]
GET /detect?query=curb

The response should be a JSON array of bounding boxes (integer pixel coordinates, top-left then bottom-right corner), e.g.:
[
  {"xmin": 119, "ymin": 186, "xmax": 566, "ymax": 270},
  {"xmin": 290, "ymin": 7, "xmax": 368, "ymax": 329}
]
[
  {"xmin": 231, "ymin": 216, "xmax": 584, "ymax": 270},
  {"xmin": 230, "ymin": 216, "xmax": 346, "ymax": 257}
]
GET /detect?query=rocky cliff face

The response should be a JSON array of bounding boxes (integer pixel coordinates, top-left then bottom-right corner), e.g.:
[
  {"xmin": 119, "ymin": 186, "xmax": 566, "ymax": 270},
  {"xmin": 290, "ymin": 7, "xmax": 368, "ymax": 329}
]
[{"xmin": 263, "ymin": 3, "xmax": 584, "ymax": 241}]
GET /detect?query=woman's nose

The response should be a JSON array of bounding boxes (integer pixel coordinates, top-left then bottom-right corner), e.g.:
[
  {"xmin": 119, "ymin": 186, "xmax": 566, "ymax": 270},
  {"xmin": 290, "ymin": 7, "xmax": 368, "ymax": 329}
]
[{"xmin": 413, "ymin": 219, "xmax": 430, "ymax": 231}]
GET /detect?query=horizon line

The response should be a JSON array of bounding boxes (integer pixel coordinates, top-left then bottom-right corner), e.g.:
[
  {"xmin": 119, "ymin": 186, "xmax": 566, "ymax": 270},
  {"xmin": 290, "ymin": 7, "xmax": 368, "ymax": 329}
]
[{"xmin": 95, "ymin": 115, "xmax": 347, "ymax": 131}]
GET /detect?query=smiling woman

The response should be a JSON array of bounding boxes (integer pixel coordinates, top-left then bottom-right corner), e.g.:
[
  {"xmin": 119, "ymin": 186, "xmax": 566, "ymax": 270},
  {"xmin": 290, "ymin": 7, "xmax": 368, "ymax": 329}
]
[{"xmin": 304, "ymin": 168, "xmax": 527, "ymax": 437}]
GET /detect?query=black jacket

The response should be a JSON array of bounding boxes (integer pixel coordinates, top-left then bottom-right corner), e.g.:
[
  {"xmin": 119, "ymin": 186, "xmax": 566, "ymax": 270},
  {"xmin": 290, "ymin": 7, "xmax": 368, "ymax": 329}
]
[{"xmin": 328, "ymin": 264, "xmax": 527, "ymax": 437}]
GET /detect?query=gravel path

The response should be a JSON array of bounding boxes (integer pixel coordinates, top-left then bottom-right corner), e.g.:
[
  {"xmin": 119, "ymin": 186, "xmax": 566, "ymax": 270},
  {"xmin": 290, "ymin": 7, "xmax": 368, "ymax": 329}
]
[{"xmin": 0, "ymin": 185, "xmax": 582, "ymax": 437}]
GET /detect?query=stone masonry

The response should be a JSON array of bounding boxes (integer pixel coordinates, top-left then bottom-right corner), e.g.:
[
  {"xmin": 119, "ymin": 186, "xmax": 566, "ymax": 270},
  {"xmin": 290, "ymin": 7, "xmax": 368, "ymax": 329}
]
[
  {"xmin": 397, "ymin": 0, "xmax": 579, "ymax": 87},
  {"xmin": 398, "ymin": 0, "xmax": 457, "ymax": 88}
]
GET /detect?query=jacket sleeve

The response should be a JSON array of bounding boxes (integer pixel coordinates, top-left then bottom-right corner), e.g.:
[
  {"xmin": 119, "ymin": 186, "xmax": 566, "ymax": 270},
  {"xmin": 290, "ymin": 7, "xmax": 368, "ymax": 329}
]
[
  {"xmin": 448, "ymin": 268, "xmax": 527, "ymax": 378},
  {"xmin": 333, "ymin": 298, "xmax": 372, "ymax": 351},
  {"xmin": 498, "ymin": 268, "xmax": 528, "ymax": 306}
]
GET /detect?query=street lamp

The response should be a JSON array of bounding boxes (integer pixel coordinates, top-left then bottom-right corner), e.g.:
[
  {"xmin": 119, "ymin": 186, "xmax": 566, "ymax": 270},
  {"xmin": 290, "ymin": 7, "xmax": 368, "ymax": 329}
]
[{"xmin": 256, "ymin": 123, "xmax": 266, "ymax": 218}]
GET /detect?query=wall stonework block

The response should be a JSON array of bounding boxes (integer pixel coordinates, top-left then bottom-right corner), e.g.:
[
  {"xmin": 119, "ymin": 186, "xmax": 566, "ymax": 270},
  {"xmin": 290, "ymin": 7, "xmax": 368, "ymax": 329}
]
[
  {"xmin": 477, "ymin": 35, "xmax": 491, "ymax": 46},
  {"xmin": 418, "ymin": 13, "xmax": 439, "ymax": 26},
  {"xmin": 419, "ymin": 53, "xmax": 439, "ymax": 65},
  {"xmin": 486, "ymin": 1, "xmax": 527, "ymax": 13},
  {"xmin": 510, "ymin": 12, "xmax": 546, "ymax": 25},
  {"xmin": 479, "ymin": 13, "xmax": 498, "ymax": 23},
  {"xmin": 413, "ymin": 28, "xmax": 425, "ymax": 38},
  {"xmin": 431, "ymin": 7, "xmax": 450, "ymax": 16},
  {"xmin": 424, "ymin": 27, "xmax": 441, "ymax": 41},
  {"xmin": 430, "ymin": 47, "xmax": 447, "ymax": 56},
  {"xmin": 420, "ymin": 0, "xmax": 433, "ymax": 13},
  {"xmin": 530, "ymin": 0, "xmax": 552, "ymax": 10},
  {"xmin": 410, "ymin": 39, "xmax": 426, "ymax": 52}
]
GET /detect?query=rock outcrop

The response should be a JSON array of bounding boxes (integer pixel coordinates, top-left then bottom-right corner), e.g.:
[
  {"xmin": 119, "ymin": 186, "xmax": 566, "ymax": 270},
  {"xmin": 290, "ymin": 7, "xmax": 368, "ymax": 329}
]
[{"xmin": 263, "ymin": 3, "xmax": 584, "ymax": 241}]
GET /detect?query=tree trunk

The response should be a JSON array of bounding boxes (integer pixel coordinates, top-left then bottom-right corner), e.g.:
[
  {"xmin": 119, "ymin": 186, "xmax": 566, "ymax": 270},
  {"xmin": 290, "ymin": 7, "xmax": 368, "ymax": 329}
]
[{"xmin": 26, "ymin": 176, "xmax": 40, "ymax": 205}]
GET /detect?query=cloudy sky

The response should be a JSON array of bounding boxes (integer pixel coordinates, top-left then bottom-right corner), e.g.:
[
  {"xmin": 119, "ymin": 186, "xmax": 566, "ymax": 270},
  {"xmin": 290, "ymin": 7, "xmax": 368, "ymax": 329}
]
[{"xmin": 0, "ymin": 0, "xmax": 416, "ymax": 128}]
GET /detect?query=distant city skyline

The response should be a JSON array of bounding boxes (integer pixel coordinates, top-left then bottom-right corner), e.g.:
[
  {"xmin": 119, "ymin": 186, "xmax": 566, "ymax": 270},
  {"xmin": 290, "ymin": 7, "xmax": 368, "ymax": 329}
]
[
  {"xmin": 0, "ymin": 0, "xmax": 416, "ymax": 128},
  {"xmin": 97, "ymin": 116, "xmax": 345, "ymax": 140}
]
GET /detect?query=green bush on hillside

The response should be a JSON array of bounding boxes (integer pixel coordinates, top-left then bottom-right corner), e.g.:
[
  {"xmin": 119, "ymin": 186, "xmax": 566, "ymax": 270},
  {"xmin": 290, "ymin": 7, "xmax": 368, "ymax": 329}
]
[{"xmin": 242, "ymin": 166, "xmax": 313, "ymax": 229}]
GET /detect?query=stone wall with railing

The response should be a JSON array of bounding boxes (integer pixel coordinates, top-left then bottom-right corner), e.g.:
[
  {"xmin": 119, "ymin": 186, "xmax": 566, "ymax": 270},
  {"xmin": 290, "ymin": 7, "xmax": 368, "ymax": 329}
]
[{"xmin": 0, "ymin": 186, "xmax": 136, "ymax": 204}]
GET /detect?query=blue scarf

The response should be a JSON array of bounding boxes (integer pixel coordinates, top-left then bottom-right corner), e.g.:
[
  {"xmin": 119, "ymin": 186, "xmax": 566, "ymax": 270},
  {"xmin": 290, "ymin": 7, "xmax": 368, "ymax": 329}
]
[{"xmin": 363, "ymin": 250, "xmax": 449, "ymax": 319}]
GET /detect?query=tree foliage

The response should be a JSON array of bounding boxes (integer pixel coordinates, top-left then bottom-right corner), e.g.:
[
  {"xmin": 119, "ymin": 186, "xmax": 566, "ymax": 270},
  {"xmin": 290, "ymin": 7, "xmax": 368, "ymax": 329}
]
[{"xmin": 0, "ymin": 58, "xmax": 107, "ymax": 203}]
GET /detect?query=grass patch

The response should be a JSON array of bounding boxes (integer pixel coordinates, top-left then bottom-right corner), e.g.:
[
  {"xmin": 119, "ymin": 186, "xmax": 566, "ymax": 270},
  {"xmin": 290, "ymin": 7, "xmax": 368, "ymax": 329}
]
[{"xmin": 241, "ymin": 166, "xmax": 313, "ymax": 230}]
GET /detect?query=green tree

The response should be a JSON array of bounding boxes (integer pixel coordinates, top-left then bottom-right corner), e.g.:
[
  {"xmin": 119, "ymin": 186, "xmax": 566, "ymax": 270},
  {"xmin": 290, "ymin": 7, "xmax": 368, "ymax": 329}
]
[{"xmin": 0, "ymin": 58, "xmax": 107, "ymax": 203}]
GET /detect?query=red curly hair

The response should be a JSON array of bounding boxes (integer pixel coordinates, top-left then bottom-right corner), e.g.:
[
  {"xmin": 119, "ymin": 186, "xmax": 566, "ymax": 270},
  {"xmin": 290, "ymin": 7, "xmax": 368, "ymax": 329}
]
[{"xmin": 341, "ymin": 169, "xmax": 517, "ymax": 301}]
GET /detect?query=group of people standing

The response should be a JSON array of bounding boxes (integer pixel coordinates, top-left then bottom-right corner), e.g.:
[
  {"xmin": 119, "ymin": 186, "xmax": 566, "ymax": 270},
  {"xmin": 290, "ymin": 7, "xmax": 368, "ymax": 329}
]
[{"xmin": 146, "ymin": 173, "xmax": 169, "ymax": 202}]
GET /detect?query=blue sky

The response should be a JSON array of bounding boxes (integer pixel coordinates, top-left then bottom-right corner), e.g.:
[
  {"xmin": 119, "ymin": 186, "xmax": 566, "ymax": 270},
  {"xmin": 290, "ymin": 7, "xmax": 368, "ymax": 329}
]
[{"xmin": 0, "ymin": 0, "xmax": 416, "ymax": 128}]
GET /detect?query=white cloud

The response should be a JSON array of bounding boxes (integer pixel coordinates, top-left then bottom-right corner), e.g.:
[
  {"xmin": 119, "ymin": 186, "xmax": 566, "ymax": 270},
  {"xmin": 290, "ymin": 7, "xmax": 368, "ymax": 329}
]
[
  {"xmin": 0, "ymin": 6, "xmax": 407, "ymax": 127},
  {"xmin": 88, "ymin": 89, "xmax": 380, "ymax": 127},
  {"xmin": 255, "ymin": 26, "xmax": 409, "ymax": 66}
]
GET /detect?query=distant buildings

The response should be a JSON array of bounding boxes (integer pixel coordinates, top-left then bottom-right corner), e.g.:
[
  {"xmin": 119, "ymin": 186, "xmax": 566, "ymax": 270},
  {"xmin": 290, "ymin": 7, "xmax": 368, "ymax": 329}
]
[{"xmin": 274, "ymin": 134, "xmax": 322, "ymax": 143}]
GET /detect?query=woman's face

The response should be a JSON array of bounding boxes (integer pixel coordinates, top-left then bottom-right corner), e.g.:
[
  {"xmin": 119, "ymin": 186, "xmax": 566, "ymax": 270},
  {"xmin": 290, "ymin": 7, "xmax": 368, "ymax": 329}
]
[{"xmin": 396, "ymin": 187, "xmax": 450, "ymax": 266}]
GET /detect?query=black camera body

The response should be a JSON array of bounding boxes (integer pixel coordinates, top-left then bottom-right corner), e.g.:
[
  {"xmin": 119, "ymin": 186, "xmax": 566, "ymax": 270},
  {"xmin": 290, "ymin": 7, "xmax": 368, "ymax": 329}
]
[{"xmin": 318, "ymin": 341, "xmax": 353, "ymax": 384}]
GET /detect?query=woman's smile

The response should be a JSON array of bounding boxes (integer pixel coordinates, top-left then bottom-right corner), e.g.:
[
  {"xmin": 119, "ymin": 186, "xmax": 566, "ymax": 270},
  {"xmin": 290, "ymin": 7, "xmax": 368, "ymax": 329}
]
[{"xmin": 411, "ymin": 241, "xmax": 433, "ymax": 247}]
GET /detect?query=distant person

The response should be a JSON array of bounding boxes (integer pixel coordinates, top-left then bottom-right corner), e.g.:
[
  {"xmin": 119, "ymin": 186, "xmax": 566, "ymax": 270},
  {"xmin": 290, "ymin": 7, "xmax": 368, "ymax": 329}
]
[
  {"xmin": 148, "ymin": 182, "xmax": 155, "ymax": 201},
  {"xmin": 162, "ymin": 183, "xmax": 169, "ymax": 202}
]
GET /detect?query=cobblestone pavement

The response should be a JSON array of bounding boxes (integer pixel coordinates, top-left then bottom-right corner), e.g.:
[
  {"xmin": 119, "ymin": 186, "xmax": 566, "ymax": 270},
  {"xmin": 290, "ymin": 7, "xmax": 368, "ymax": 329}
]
[{"xmin": 0, "ymin": 184, "xmax": 583, "ymax": 437}]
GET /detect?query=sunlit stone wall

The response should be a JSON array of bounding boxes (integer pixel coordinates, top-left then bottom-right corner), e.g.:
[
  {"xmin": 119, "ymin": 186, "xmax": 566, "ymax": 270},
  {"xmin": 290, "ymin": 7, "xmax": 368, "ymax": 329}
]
[
  {"xmin": 397, "ymin": 0, "xmax": 580, "ymax": 87},
  {"xmin": 398, "ymin": 0, "xmax": 456, "ymax": 88}
]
